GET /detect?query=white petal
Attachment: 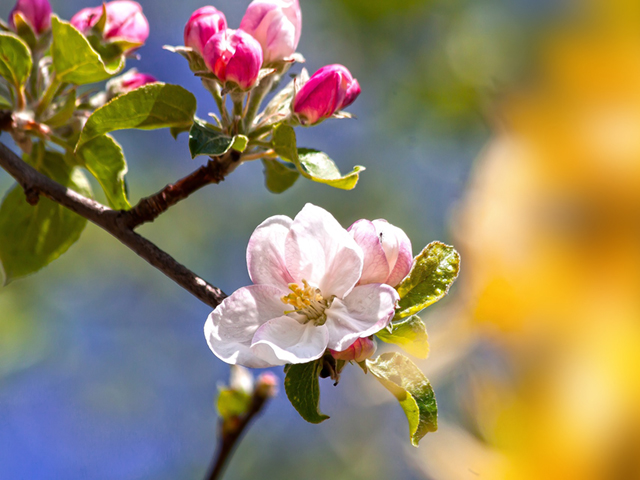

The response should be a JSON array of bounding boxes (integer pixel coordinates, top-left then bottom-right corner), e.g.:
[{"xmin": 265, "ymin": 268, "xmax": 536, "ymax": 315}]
[
  {"xmin": 247, "ymin": 215, "xmax": 294, "ymax": 289},
  {"xmin": 349, "ymin": 219, "xmax": 390, "ymax": 285},
  {"xmin": 285, "ymin": 203, "xmax": 363, "ymax": 297},
  {"xmin": 251, "ymin": 316, "xmax": 329, "ymax": 365},
  {"xmin": 325, "ymin": 284, "xmax": 399, "ymax": 351},
  {"xmin": 204, "ymin": 285, "xmax": 288, "ymax": 368},
  {"xmin": 372, "ymin": 219, "xmax": 413, "ymax": 287}
]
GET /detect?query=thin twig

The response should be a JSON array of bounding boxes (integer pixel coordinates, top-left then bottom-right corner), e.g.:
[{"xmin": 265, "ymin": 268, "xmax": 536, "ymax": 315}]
[
  {"xmin": 122, "ymin": 150, "xmax": 242, "ymax": 229},
  {"xmin": 0, "ymin": 141, "xmax": 228, "ymax": 309},
  {"xmin": 205, "ymin": 386, "xmax": 273, "ymax": 480}
]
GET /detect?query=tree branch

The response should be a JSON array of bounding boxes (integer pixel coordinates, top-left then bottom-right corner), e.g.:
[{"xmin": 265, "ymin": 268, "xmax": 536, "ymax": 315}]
[
  {"xmin": 122, "ymin": 150, "xmax": 242, "ymax": 229},
  {"xmin": 0, "ymin": 141, "xmax": 227, "ymax": 309}
]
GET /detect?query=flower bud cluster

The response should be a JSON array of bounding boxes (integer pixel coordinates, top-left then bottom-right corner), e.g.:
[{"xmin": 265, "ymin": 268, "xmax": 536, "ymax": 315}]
[{"xmin": 182, "ymin": 1, "xmax": 360, "ymax": 123}]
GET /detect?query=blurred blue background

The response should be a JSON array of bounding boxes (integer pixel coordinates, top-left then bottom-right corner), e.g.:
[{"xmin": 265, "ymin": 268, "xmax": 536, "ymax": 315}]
[{"xmin": 0, "ymin": 0, "xmax": 563, "ymax": 478}]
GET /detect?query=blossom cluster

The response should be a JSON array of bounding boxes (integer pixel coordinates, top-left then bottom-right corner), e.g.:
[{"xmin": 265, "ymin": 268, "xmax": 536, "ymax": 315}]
[
  {"xmin": 205, "ymin": 204, "xmax": 413, "ymax": 367},
  {"xmin": 182, "ymin": 0, "xmax": 361, "ymax": 126}
]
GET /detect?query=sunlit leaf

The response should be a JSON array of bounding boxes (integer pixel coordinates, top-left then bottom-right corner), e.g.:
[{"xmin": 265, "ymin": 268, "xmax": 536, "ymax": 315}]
[
  {"xmin": 77, "ymin": 83, "xmax": 197, "ymax": 150},
  {"xmin": 284, "ymin": 359, "xmax": 330, "ymax": 424},
  {"xmin": 395, "ymin": 242, "xmax": 460, "ymax": 319},
  {"xmin": 376, "ymin": 315, "xmax": 430, "ymax": 359},
  {"xmin": 366, "ymin": 352, "xmax": 437, "ymax": 446},
  {"xmin": 50, "ymin": 16, "xmax": 124, "ymax": 85},
  {"xmin": 0, "ymin": 32, "xmax": 32, "ymax": 89},
  {"xmin": 272, "ymin": 124, "xmax": 364, "ymax": 190},
  {"xmin": 76, "ymin": 134, "xmax": 130, "ymax": 210}
]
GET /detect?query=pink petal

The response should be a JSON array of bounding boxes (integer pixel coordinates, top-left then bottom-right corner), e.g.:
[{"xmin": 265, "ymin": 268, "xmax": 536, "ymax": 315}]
[
  {"xmin": 349, "ymin": 219, "xmax": 390, "ymax": 285},
  {"xmin": 373, "ymin": 219, "xmax": 413, "ymax": 287},
  {"xmin": 285, "ymin": 203, "xmax": 363, "ymax": 298},
  {"xmin": 204, "ymin": 284, "xmax": 288, "ymax": 368},
  {"xmin": 247, "ymin": 215, "xmax": 295, "ymax": 289},
  {"xmin": 325, "ymin": 283, "xmax": 399, "ymax": 351},
  {"xmin": 251, "ymin": 316, "xmax": 328, "ymax": 365}
]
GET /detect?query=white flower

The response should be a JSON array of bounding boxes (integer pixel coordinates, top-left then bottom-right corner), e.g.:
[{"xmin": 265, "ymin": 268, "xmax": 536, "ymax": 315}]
[{"xmin": 204, "ymin": 204, "xmax": 399, "ymax": 368}]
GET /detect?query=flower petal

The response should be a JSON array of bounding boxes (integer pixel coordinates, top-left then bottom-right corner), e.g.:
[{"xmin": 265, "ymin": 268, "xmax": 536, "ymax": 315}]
[
  {"xmin": 373, "ymin": 219, "xmax": 413, "ymax": 287},
  {"xmin": 325, "ymin": 284, "xmax": 399, "ymax": 351},
  {"xmin": 251, "ymin": 316, "xmax": 329, "ymax": 365},
  {"xmin": 204, "ymin": 285, "xmax": 288, "ymax": 368},
  {"xmin": 349, "ymin": 219, "xmax": 390, "ymax": 285},
  {"xmin": 247, "ymin": 215, "xmax": 295, "ymax": 289},
  {"xmin": 285, "ymin": 203, "xmax": 363, "ymax": 297}
]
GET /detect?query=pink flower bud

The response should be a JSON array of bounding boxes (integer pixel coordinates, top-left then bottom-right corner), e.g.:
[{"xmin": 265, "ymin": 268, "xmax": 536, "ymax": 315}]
[
  {"xmin": 255, "ymin": 371, "xmax": 279, "ymax": 398},
  {"xmin": 292, "ymin": 64, "xmax": 361, "ymax": 126},
  {"xmin": 239, "ymin": 0, "xmax": 301, "ymax": 64},
  {"xmin": 9, "ymin": 0, "xmax": 52, "ymax": 35},
  {"xmin": 71, "ymin": 1, "xmax": 149, "ymax": 46},
  {"xmin": 107, "ymin": 70, "xmax": 156, "ymax": 98},
  {"xmin": 183, "ymin": 6, "xmax": 227, "ymax": 56},
  {"xmin": 330, "ymin": 337, "xmax": 377, "ymax": 363},
  {"xmin": 349, "ymin": 219, "xmax": 413, "ymax": 287},
  {"xmin": 203, "ymin": 29, "xmax": 263, "ymax": 90}
]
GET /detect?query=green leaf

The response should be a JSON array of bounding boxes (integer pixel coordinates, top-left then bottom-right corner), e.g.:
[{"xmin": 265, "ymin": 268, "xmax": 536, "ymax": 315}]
[
  {"xmin": 10, "ymin": 12, "xmax": 36, "ymax": 49},
  {"xmin": 43, "ymin": 90, "xmax": 76, "ymax": 128},
  {"xmin": 188, "ymin": 121, "xmax": 234, "ymax": 158},
  {"xmin": 284, "ymin": 359, "xmax": 330, "ymax": 424},
  {"xmin": 50, "ymin": 16, "xmax": 124, "ymax": 85},
  {"xmin": 395, "ymin": 242, "xmax": 460, "ymax": 320},
  {"xmin": 0, "ymin": 148, "xmax": 92, "ymax": 284},
  {"xmin": 366, "ymin": 352, "xmax": 437, "ymax": 446},
  {"xmin": 272, "ymin": 124, "xmax": 364, "ymax": 190},
  {"xmin": 0, "ymin": 32, "xmax": 32, "ymax": 89},
  {"xmin": 0, "ymin": 95, "xmax": 12, "ymax": 109},
  {"xmin": 231, "ymin": 134, "xmax": 248, "ymax": 152},
  {"xmin": 262, "ymin": 158, "xmax": 300, "ymax": 193},
  {"xmin": 163, "ymin": 45, "xmax": 208, "ymax": 74},
  {"xmin": 376, "ymin": 315, "xmax": 430, "ymax": 359},
  {"xmin": 77, "ymin": 83, "xmax": 197, "ymax": 150},
  {"xmin": 76, "ymin": 135, "xmax": 130, "ymax": 210},
  {"xmin": 217, "ymin": 388, "xmax": 251, "ymax": 420}
]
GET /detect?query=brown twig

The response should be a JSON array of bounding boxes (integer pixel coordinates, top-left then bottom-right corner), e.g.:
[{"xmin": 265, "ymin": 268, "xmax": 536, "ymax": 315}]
[
  {"xmin": 0, "ymin": 141, "xmax": 228, "ymax": 309},
  {"xmin": 122, "ymin": 150, "xmax": 242, "ymax": 229}
]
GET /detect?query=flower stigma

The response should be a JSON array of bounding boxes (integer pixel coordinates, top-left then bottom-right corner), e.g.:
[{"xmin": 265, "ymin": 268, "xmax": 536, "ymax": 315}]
[{"xmin": 281, "ymin": 280, "xmax": 331, "ymax": 325}]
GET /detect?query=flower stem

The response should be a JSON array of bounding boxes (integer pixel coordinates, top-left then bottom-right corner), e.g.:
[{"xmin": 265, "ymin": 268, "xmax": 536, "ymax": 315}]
[
  {"xmin": 204, "ymin": 384, "xmax": 273, "ymax": 480},
  {"xmin": 243, "ymin": 75, "xmax": 275, "ymax": 132},
  {"xmin": 36, "ymin": 76, "xmax": 61, "ymax": 119}
]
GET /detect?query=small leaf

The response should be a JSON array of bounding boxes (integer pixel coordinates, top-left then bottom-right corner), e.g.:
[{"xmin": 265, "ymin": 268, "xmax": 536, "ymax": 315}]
[
  {"xmin": 170, "ymin": 125, "xmax": 190, "ymax": 139},
  {"xmin": 188, "ymin": 120, "xmax": 234, "ymax": 158},
  {"xmin": 272, "ymin": 124, "xmax": 364, "ymax": 190},
  {"xmin": 43, "ymin": 90, "xmax": 76, "ymax": 128},
  {"xmin": 284, "ymin": 359, "xmax": 330, "ymax": 424},
  {"xmin": 262, "ymin": 158, "xmax": 299, "ymax": 193},
  {"xmin": 76, "ymin": 135, "xmax": 130, "ymax": 210},
  {"xmin": 0, "ymin": 95, "xmax": 12, "ymax": 109},
  {"xmin": 10, "ymin": 12, "xmax": 36, "ymax": 49},
  {"xmin": 217, "ymin": 388, "xmax": 251, "ymax": 420},
  {"xmin": 261, "ymin": 69, "xmax": 309, "ymax": 122},
  {"xmin": 231, "ymin": 134, "xmax": 248, "ymax": 152},
  {"xmin": 376, "ymin": 315, "xmax": 430, "ymax": 359},
  {"xmin": 0, "ymin": 32, "xmax": 32, "ymax": 89},
  {"xmin": 395, "ymin": 242, "xmax": 460, "ymax": 319},
  {"xmin": 50, "ymin": 16, "xmax": 124, "ymax": 85},
  {"xmin": 366, "ymin": 352, "xmax": 437, "ymax": 446},
  {"xmin": 0, "ymin": 148, "xmax": 92, "ymax": 284},
  {"xmin": 77, "ymin": 83, "xmax": 197, "ymax": 150}
]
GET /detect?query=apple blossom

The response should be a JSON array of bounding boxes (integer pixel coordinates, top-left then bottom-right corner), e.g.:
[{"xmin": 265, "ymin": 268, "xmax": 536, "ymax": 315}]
[
  {"xmin": 203, "ymin": 29, "xmax": 263, "ymax": 90},
  {"xmin": 292, "ymin": 64, "xmax": 361, "ymax": 126},
  {"xmin": 9, "ymin": 0, "xmax": 51, "ymax": 35},
  {"xmin": 349, "ymin": 218, "xmax": 412, "ymax": 287},
  {"xmin": 330, "ymin": 337, "xmax": 377, "ymax": 362},
  {"xmin": 71, "ymin": 0, "xmax": 149, "ymax": 47},
  {"xmin": 204, "ymin": 204, "xmax": 399, "ymax": 368},
  {"xmin": 239, "ymin": 0, "xmax": 302, "ymax": 64},
  {"xmin": 183, "ymin": 6, "xmax": 227, "ymax": 56}
]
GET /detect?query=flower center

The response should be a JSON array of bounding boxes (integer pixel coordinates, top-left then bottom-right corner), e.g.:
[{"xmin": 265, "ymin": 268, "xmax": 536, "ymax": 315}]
[{"xmin": 281, "ymin": 280, "xmax": 330, "ymax": 325}]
